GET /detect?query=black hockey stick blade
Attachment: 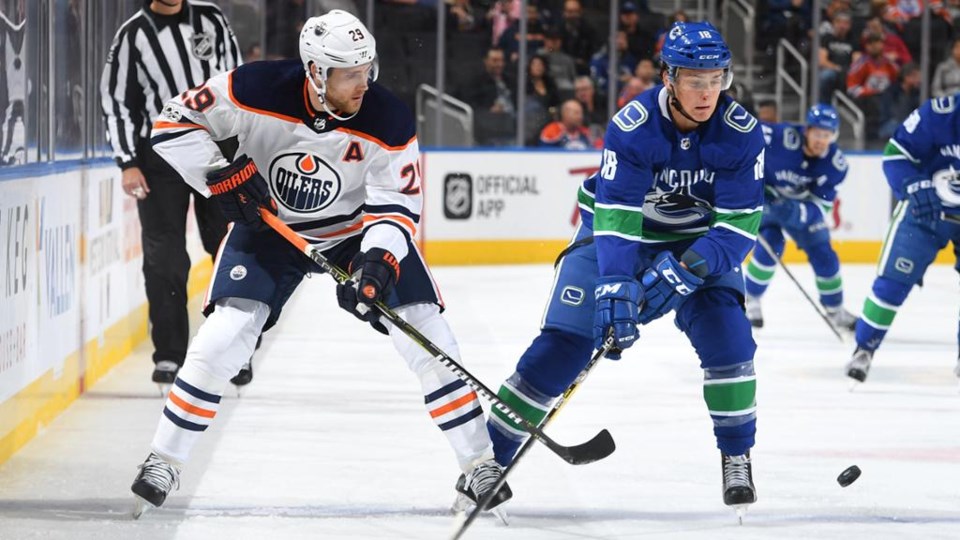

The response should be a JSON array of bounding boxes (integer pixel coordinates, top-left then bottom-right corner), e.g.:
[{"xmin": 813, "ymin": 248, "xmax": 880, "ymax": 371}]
[{"xmin": 545, "ymin": 428, "xmax": 615, "ymax": 465}]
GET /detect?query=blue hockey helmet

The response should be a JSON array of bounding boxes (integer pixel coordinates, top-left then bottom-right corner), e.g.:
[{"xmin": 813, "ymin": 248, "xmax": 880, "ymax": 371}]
[
  {"xmin": 806, "ymin": 104, "xmax": 840, "ymax": 133},
  {"xmin": 661, "ymin": 21, "xmax": 733, "ymax": 89}
]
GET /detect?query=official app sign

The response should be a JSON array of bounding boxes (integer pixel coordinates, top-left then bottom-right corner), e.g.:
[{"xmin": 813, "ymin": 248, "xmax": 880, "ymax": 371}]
[{"xmin": 443, "ymin": 173, "xmax": 472, "ymax": 219}]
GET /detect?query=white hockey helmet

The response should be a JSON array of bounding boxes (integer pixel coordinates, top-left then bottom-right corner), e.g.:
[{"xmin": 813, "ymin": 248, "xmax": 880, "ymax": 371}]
[{"xmin": 299, "ymin": 10, "xmax": 378, "ymax": 88}]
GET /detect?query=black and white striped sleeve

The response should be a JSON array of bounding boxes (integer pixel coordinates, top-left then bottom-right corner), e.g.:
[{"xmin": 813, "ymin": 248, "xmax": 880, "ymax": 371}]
[{"xmin": 99, "ymin": 21, "xmax": 142, "ymax": 169}]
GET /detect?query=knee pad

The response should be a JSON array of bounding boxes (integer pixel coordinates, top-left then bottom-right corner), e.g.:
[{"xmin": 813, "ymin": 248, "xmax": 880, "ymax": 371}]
[
  {"xmin": 516, "ymin": 330, "xmax": 594, "ymax": 397},
  {"xmin": 185, "ymin": 297, "xmax": 269, "ymax": 380},
  {"xmin": 390, "ymin": 303, "xmax": 460, "ymax": 375},
  {"xmin": 804, "ymin": 241, "xmax": 840, "ymax": 277}
]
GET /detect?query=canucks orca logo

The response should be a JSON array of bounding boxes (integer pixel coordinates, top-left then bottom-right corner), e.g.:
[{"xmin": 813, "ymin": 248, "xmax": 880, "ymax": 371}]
[
  {"xmin": 642, "ymin": 187, "xmax": 711, "ymax": 226},
  {"xmin": 269, "ymin": 152, "xmax": 342, "ymax": 213}
]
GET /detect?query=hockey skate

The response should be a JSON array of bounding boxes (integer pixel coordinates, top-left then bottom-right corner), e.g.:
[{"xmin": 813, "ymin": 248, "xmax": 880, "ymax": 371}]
[
  {"xmin": 229, "ymin": 360, "xmax": 253, "ymax": 396},
  {"xmin": 721, "ymin": 452, "xmax": 756, "ymax": 524},
  {"xmin": 846, "ymin": 347, "xmax": 874, "ymax": 386},
  {"xmin": 151, "ymin": 361, "xmax": 179, "ymax": 396},
  {"xmin": 451, "ymin": 459, "xmax": 512, "ymax": 525},
  {"xmin": 825, "ymin": 306, "xmax": 857, "ymax": 332},
  {"xmin": 744, "ymin": 295, "xmax": 763, "ymax": 328},
  {"xmin": 131, "ymin": 452, "xmax": 181, "ymax": 519}
]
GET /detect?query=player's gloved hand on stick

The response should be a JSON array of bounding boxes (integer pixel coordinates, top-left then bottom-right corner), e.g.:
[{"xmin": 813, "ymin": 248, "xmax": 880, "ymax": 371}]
[
  {"xmin": 336, "ymin": 248, "xmax": 400, "ymax": 335},
  {"xmin": 205, "ymin": 154, "xmax": 277, "ymax": 230},
  {"xmin": 904, "ymin": 178, "xmax": 941, "ymax": 231},
  {"xmin": 638, "ymin": 251, "xmax": 704, "ymax": 324},
  {"xmin": 593, "ymin": 276, "xmax": 642, "ymax": 360},
  {"xmin": 766, "ymin": 198, "xmax": 817, "ymax": 229}
]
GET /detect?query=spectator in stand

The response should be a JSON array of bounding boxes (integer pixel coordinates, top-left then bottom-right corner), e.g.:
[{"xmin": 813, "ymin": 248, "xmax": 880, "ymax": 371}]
[
  {"xmin": 818, "ymin": 0, "xmax": 852, "ymax": 35},
  {"xmin": 487, "ymin": 0, "xmax": 520, "ymax": 46},
  {"xmin": 559, "ymin": 0, "xmax": 599, "ymax": 74},
  {"xmin": 619, "ymin": 1, "xmax": 656, "ymax": 60},
  {"xmin": 539, "ymin": 28, "xmax": 578, "ymax": 98},
  {"xmin": 819, "ymin": 10, "xmax": 859, "ymax": 102},
  {"xmin": 847, "ymin": 32, "xmax": 898, "ymax": 139},
  {"xmin": 497, "ymin": 3, "xmax": 547, "ymax": 64},
  {"xmin": 861, "ymin": 16, "xmax": 912, "ymax": 66},
  {"xmin": 574, "ymin": 75, "xmax": 606, "ymax": 134},
  {"xmin": 933, "ymin": 38, "xmax": 960, "ymax": 97},
  {"xmin": 633, "ymin": 58, "xmax": 657, "ymax": 90},
  {"xmin": 539, "ymin": 99, "xmax": 600, "ymax": 149},
  {"xmin": 458, "ymin": 47, "xmax": 517, "ymax": 145},
  {"xmin": 449, "ymin": 0, "xmax": 481, "ymax": 33},
  {"xmin": 589, "ymin": 29, "xmax": 638, "ymax": 96},
  {"xmin": 617, "ymin": 77, "xmax": 645, "ymax": 108},
  {"xmin": 524, "ymin": 54, "xmax": 561, "ymax": 143},
  {"xmin": 880, "ymin": 61, "xmax": 921, "ymax": 139},
  {"xmin": 757, "ymin": 99, "xmax": 779, "ymax": 123}
]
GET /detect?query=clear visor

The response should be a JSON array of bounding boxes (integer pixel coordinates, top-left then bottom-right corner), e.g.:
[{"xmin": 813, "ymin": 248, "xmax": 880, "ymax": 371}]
[{"xmin": 672, "ymin": 69, "xmax": 733, "ymax": 92}]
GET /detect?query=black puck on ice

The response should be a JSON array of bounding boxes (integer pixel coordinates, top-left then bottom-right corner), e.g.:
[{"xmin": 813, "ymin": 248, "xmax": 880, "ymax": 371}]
[{"xmin": 837, "ymin": 465, "xmax": 861, "ymax": 487}]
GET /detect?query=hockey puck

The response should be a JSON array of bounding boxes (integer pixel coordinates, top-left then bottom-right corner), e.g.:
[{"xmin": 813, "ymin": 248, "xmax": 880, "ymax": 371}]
[{"xmin": 837, "ymin": 465, "xmax": 861, "ymax": 487}]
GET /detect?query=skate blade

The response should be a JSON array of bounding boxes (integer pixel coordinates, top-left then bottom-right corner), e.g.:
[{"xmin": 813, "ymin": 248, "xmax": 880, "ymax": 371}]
[
  {"xmin": 156, "ymin": 383, "xmax": 172, "ymax": 398},
  {"xmin": 732, "ymin": 503, "xmax": 751, "ymax": 525},
  {"xmin": 491, "ymin": 506, "xmax": 509, "ymax": 526},
  {"xmin": 132, "ymin": 495, "xmax": 155, "ymax": 519}
]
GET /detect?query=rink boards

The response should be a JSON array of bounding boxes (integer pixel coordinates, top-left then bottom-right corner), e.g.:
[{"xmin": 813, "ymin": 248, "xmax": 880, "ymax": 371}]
[{"xmin": 0, "ymin": 161, "xmax": 211, "ymax": 464}]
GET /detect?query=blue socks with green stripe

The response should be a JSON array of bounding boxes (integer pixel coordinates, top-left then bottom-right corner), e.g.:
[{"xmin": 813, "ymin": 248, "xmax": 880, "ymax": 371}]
[{"xmin": 855, "ymin": 276, "xmax": 912, "ymax": 352}]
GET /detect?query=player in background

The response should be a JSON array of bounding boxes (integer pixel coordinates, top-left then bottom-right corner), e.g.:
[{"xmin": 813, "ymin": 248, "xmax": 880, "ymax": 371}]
[
  {"xmin": 485, "ymin": 21, "xmax": 765, "ymax": 517},
  {"xmin": 846, "ymin": 95, "xmax": 960, "ymax": 383},
  {"xmin": 743, "ymin": 104, "xmax": 858, "ymax": 331},
  {"xmin": 128, "ymin": 10, "xmax": 510, "ymax": 517}
]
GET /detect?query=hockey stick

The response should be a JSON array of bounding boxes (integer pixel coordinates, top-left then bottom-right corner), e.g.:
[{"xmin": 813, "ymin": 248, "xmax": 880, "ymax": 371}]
[
  {"xmin": 260, "ymin": 209, "xmax": 616, "ymax": 465},
  {"xmin": 451, "ymin": 338, "xmax": 614, "ymax": 540},
  {"xmin": 755, "ymin": 235, "xmax": 844, "ymax": 342}
]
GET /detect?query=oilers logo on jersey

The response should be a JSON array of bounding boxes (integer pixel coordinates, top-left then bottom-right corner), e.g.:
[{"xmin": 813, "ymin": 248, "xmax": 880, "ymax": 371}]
[{"xmin": 268, "ymin": 152, "xmax": 342, "ymax": 213}]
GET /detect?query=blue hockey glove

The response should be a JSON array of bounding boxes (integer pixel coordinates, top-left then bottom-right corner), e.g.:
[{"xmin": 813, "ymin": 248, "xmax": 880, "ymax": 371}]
[
  {"xmin": 767, "ymin": 198, "xmax": 818, "ymax": 230},
  {"xmin": 593, "ymin": 276, "xmax": 642, "ymax": 360},
  {"xmin": 335, "ymin": 248, "xmax": 400, "ymax": 335},
  {"xmin": 638, "ymin": 251, "xmax": 704, "ymax": 324},
  {"xmin": 206, "ymin": 155, "xmax": 277, "ymax": 230},
  {"xmin": 905, "ymin": 179, "xmax": 942, "ymax": 231}
]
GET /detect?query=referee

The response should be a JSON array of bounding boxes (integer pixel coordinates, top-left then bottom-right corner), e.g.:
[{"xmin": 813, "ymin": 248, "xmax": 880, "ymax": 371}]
[{"xmin": 100, "ymin": 0, "xmax": 247, "ymax": 387}]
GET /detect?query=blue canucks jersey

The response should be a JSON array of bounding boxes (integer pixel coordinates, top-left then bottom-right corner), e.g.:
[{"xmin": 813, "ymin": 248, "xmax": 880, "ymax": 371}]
[
  {"xmin": 578, "ymin": 85, "xmax": 766, "ymax": 278},
  {"xmin": 884, "ymin": 94, "xmax": 960, "ymax": 214},
  {"xmin": 760, "ymin": 122, "xmax": 848, "ymax": 212}
]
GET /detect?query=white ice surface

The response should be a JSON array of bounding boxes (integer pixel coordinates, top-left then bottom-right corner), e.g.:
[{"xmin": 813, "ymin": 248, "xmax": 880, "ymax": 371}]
[{"xmin": 0, "ymin": 263, "xmax": 958, "ymax": 540}]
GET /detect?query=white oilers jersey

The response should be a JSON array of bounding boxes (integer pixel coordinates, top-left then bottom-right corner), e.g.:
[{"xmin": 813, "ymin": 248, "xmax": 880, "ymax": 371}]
[{"xmin": 151, "ymin": 59, "xmax": 421, "ymax": 260}]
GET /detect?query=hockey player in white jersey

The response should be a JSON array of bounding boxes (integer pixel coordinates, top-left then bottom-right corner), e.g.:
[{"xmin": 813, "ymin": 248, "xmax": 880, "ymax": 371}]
[{"xmin": 130, "ymin": 10, "xmax": 510, "ymax": 517}]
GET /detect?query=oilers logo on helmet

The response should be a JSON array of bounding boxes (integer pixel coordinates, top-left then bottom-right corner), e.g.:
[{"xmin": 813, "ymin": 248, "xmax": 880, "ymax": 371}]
[{"xmin": 269, "ymin": 152, "xmax": 342, "ymax": 213}]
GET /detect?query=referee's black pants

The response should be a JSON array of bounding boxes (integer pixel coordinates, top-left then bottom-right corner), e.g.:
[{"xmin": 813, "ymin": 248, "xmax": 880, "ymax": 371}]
[{"xmin": 138, "ymin": 144, "xmax": 227, "ymax": 366}]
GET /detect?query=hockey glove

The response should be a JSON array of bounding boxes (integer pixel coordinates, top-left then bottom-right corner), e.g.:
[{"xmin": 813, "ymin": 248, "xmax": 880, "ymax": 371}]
[
  {"xmin": 593, "ymin": 276, "xmax": 642, "ymax": 360},
  {"xmin": 205, "ymin": 155, "xmax": 277, "ymax": 230},
  {"xmin": 905, "ymin": 179, "xmax": 942, "ymax": 231},
  {"xmin": 336, "ymin": 248, "xmax": 400, "ymax": 335},
  {"xmin": 638, "ymin": 251, "xmax": 704, "ymax": 325},
  {"xmin": 766, "ymin": 198, "xmax": 819, "ymax": 230}
]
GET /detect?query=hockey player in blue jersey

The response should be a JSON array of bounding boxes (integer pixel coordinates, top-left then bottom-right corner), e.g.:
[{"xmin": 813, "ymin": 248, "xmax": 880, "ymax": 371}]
[
  {"xmin": 485, "ymin": 21, "xmax": 765, "ymax": 514},
  {"xmin": 846, "ymin": 95, "xmax": 960, "ymax": 383},
  {"xmin": 743, "ymin": 104, "xmax": 858, "ymax": 331}
]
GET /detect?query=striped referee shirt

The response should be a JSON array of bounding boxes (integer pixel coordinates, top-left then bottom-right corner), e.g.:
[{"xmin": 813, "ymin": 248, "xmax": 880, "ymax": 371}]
[{"xmin": 99, "ymin": 0, "xmax": 241, "ymax": 169}]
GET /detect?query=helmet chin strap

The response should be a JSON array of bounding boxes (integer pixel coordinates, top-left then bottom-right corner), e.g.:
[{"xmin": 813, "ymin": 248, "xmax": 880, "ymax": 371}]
[
  {"xmin": 306, "ymin": 70, "xmax": 360, "ymax": 122},
  {"xmin": 667, "ymin": 87, "xmax": 705, "ymax": 127}
]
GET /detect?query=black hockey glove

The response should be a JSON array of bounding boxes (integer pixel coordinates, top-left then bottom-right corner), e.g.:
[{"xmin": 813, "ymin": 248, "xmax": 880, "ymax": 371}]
[
  {"xmin": 336, "ymin": 248, "xmax": 400, "ymax": 335},
  {"xmin": 205, "ymin": 155, "xmax": 277, "ymax": 230}
]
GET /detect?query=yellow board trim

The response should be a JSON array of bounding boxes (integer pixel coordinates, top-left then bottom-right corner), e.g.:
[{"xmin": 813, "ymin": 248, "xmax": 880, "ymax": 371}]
[
  {"xmin": 0, "ymin": 259, "xmax": 213, "ymax": 465},
  {"xmin": 423, "ymin": 239, "xmax": 955, "ymax": 266}
]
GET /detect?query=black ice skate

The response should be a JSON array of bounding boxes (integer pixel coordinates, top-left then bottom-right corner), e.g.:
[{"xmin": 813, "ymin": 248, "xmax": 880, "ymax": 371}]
[
  {"xmin": 452, "ymin": 459, "xmax": 512, "ymax": 524},
  {"xmin": 131, "ymin": 452, "xmax": 181, "ymax": 519},
  {"xmin": 230, "ymin": 336, "xmax": 261, "ymax": 396},
  {"xmin": 721, "ymin": 452, "xmax": 756, "ymax": 524},
  {"xmin": 825, "ymin": 306, "xmax": 857, "ymax": 332},
  {"xmin": 846, "ymin": 347, "xmax": 874, "ymax": 385},
  {"xmin": 744, "ymin": 295, "xmax": 763, "ymax": 329},
  {"xmin": 151, "ymin": 360, "xmax": 179, "ymax": 396}
]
